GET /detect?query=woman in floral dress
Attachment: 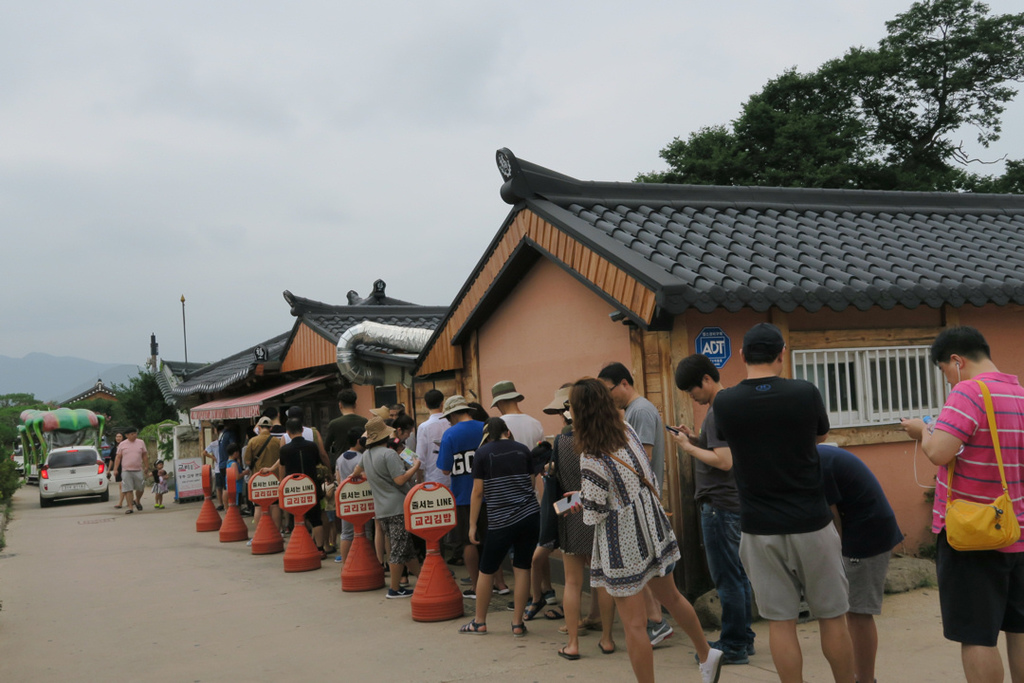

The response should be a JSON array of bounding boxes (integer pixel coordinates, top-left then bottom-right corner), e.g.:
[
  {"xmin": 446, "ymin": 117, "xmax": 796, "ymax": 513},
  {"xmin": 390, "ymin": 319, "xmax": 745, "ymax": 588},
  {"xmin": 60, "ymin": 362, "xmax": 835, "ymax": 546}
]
[{"xmin": 569, "ymin": 378, "xmax": 723, "ymax": 683}]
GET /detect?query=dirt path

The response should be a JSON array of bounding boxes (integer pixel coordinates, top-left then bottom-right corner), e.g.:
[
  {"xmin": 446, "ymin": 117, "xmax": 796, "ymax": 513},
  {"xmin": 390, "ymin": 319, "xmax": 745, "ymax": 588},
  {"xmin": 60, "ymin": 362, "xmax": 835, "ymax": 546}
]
[{"xmin": 0, "ymin": 485, "xmax": 1004, "ymax": 681}]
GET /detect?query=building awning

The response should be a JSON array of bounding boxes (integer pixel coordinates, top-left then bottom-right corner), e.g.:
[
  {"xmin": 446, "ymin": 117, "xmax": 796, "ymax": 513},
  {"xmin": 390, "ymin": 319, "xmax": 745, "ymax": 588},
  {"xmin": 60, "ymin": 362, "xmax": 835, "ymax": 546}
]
[{"xmin": 189, "ymin": 375, "xmax": 330, "ymax": 422}]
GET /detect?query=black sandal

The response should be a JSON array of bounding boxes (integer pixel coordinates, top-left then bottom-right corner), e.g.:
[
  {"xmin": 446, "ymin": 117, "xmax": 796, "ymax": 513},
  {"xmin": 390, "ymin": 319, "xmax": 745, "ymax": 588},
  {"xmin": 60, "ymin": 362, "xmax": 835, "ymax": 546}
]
[{"xmin": 522, "ymin": 598, "xmax": 547, "ymax": 621}]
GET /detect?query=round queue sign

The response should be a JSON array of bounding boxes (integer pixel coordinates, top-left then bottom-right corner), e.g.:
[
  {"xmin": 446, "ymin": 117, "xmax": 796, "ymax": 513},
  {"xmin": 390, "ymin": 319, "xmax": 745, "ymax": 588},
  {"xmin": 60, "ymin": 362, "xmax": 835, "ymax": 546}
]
[
  {"xmin": 279, "ymin": 474, "xmax": 317, "ymax": 517},
  {"xmin": 249, "ymin": 472, "xmax": 280, "ymax": 505},
  {"xmin": 404, "ymin": 482, "xmax": 456, "ymax": 542},
  {"xmin": 336, "ymin": 475, "xmax": 375, "ymax": 525}
]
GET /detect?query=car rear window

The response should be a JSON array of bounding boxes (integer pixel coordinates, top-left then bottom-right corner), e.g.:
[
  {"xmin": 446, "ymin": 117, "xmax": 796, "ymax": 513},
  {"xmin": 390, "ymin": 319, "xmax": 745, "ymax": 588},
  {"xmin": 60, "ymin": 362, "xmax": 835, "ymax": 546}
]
[{"xmin": 48, "ymin": 450, "xmax": 99, "ymax": 468}]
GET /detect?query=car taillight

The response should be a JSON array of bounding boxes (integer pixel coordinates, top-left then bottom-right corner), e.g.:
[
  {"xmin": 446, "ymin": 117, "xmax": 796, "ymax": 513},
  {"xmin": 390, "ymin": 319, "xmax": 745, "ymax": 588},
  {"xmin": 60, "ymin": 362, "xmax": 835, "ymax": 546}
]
[
  {"xmin": 40, "ymin": 467, "xmax": 48, "ymax": 479},
  {"xmin": 96, "ymin": 460, "xmax": 105, "ymax": 474}
]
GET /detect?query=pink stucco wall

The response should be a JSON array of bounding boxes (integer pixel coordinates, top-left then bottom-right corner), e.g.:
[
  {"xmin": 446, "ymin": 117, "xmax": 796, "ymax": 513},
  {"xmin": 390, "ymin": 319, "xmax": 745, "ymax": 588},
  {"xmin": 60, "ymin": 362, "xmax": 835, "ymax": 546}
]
[{"xmin": 477, "ymin": 258, "xmax": 632, "ymax": 436}]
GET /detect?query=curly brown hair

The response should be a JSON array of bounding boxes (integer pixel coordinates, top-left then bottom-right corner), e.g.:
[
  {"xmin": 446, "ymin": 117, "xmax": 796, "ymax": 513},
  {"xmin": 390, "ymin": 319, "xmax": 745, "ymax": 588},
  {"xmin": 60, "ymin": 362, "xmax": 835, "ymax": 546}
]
[{"xmin": 570, "ymin": 378, "xmax": 627, "ymax": 456}]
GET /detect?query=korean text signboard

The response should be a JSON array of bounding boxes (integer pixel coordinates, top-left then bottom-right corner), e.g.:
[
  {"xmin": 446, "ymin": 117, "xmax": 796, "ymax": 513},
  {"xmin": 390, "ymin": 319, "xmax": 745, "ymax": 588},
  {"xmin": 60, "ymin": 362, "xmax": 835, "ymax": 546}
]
[
  {"xmin": 337, "ymin": 476, "xmax": 375, "ymax": 524},
  {"xmin": 279, "ymin": 474, "xmax": 317, "ymax": 516},
  {"xmin": 404, "ymin": 482, "xmax": 456, "ymax": 542},
  {"xmin": 174, "ymin": 457, "xmax": 203, "ymax": 500},
  {"xmin": 248, "ymin": 472, "xmax": 280, "ymax": 505}
]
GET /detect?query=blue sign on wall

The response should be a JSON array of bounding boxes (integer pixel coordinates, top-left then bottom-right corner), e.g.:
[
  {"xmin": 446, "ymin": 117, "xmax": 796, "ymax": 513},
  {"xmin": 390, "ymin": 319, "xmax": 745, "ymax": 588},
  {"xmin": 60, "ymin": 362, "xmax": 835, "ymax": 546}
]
[{"xmin": 695, "ymin": 327, "xmax": 731, "ymax": 368}]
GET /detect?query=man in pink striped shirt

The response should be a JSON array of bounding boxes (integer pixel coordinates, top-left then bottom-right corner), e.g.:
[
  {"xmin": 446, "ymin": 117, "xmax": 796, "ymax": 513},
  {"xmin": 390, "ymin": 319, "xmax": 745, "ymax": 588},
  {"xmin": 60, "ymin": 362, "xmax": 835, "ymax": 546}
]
[{"xmin": 903, "ymin": 326, "xmax": 1024, "ymax": 682}]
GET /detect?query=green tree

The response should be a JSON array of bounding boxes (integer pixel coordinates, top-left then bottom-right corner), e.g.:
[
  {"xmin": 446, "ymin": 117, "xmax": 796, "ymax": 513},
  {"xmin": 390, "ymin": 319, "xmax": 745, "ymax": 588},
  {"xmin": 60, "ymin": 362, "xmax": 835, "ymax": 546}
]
[
  {"xmin": 110, "ymin": 373, "xmax": 176, "ymax": 431},
  {"xmin": 639, "ymin": 0, "xmax": 1024, "ymax": 191},
  {"xmin": 0, "ymin": 394, "xmax": 48, "ymax": 455}
]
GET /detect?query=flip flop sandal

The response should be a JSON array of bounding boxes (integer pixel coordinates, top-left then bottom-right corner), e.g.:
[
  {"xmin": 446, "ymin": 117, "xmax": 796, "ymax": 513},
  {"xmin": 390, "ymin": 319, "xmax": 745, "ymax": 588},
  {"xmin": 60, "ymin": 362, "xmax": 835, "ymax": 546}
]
[
  {"xmin": 458, "ymin": 619, "xmax": 487, "ymax": 635},
  {"xmin": 557, "ymin": 647, "xmax": 580, "ymax": 661},
  {"xmin": 113, "ymin": 505, "xmax": 122, "ymax": 509},
  {"xmin": 511, "ymin": 622, "xmax": 528, "ymax": 638},
  {"xmin": 558, "ymin": 623, "xmax": 591, "ymax": 636},
  {"xmin": 543, "ymin": 607, "xmax": 565, "ymax": 620},
  {"xmin": 124, "ymin": 509, "xmax": 133, "ymax": 514},
  {"xmin": 599, "ymin": 642, "xmax": 616, "ymax": 655},
  {"xmin": 522, "ymin": 597, "xmax": 546, "ymax": 621},
  {"xmin": 582, "ymin": 618, "xmax": 603, "ymax": 631}
]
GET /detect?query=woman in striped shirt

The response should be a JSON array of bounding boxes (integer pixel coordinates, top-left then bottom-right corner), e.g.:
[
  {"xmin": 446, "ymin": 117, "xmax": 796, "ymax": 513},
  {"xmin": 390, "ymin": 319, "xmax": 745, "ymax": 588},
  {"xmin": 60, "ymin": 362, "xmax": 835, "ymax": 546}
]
[{"xmin": 458, "ymin": 417, "xmax": 541, "ymax": 637}]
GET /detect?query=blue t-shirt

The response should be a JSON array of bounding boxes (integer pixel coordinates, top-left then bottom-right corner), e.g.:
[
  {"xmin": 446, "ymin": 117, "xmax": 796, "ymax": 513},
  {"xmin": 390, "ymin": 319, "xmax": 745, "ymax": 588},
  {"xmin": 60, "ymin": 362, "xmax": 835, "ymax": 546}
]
[{"xmin": 436, "ymin": 419, "xmax": 484, "ymax": 506}]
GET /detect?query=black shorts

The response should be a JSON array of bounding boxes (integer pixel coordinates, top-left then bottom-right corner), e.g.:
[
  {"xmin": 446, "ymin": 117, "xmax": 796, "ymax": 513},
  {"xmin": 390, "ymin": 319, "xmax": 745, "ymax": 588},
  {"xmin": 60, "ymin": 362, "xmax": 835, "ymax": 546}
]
[
  {"xmin": 937, "ymin": 529, "xmax": 1024, "ymax": 646},
  {"xmin": 479, "ymin": 514, "xmax": 540, "ymax": 575},
  {"xmin": 215, "ymin": 471, "xmax": 226, "ymax": 489},
  {"xmin": 454, "ymin": 504, "xmax": 487, "ymax": 549}
]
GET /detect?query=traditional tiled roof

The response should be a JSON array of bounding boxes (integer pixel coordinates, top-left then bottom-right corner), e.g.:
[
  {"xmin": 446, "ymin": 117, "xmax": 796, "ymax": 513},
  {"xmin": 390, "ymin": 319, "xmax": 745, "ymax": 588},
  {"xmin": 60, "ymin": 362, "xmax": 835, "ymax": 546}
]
[
  {"xmin": 496, "ymin": 148, "xmax": 1024, "ymax": 316},
  {"xmin": 283, "ymin": 287, "xmax": 448, "ymax": 343},
  {"xmin": 63, "ymin": 380, "xmax": 117, "ymax": 405},
  {"xmin": 171, "ymin": 332, "xmax": 291, "ymax": 397}
]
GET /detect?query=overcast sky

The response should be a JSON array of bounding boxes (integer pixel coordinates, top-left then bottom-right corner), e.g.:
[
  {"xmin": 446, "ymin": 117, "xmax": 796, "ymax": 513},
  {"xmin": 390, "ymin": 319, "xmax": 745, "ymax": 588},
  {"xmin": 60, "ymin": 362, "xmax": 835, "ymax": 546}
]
[{"xmin": 3, "ymin": 0, "xmax": 1022, "ymax": 366}]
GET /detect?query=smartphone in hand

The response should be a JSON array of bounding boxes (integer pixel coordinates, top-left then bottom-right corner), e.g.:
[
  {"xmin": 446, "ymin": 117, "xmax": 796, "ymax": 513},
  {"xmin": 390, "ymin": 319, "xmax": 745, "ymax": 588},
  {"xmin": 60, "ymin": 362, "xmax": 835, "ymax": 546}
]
[
  {"xmin": 665, "ymin": 425, "xmax": 681, "ymax": 435},
  {"xmin": 553, "ymin": 491, "xmax": 581, "ymax": 515}
]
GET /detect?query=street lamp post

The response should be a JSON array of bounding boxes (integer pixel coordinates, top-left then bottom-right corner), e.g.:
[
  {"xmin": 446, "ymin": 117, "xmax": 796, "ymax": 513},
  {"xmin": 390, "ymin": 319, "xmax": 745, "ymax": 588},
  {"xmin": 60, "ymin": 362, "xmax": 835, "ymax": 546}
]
[{"xmin": 181, "ymin": 294, "xmax": 189, "ymax": 369}]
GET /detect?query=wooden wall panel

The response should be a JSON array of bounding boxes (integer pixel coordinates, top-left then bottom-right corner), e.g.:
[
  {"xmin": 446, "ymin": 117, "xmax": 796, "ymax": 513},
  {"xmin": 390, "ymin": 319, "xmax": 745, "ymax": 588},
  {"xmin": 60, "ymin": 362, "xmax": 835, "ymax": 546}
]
[
  {"xmin": 281, "ymin": 324, "xmax": 337, "ymax": 373},
  {"xmin": 418, "ymin": 210, "xmax": 658, "ymax": 376}
]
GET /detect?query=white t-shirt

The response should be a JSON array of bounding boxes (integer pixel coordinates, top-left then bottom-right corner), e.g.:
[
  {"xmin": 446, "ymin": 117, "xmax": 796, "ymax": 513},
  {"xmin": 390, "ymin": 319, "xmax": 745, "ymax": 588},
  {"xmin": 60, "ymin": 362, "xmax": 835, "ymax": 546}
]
[
  {"xmin": 500, "ymin": 413, "xmax": 545, "ymax": 449},
  {"xmin": 205, "ymin": 441, "xmax": 220, "ymax": 473},
  {"xmin": 415, "ymin": 412, "xmax": 450, "ymax": 487}
]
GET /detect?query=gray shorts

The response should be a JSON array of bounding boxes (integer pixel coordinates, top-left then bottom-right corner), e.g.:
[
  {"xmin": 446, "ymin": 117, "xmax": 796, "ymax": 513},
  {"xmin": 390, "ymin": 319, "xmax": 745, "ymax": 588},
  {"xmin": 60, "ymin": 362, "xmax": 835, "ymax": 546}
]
[
  {"xmin": 739, "ymin": 524, "xmax": 849, "ymax": 621},
  {"xmin": 121, "ymin": 470, "xmax": 145, "ymax": 493},
  {"xmin": 844, "ymin": 551, "xmax": 890, "ymax": 615},
  {"xmin": 340, "ymin": 519, "xmax": 374, "ymax": 541}
]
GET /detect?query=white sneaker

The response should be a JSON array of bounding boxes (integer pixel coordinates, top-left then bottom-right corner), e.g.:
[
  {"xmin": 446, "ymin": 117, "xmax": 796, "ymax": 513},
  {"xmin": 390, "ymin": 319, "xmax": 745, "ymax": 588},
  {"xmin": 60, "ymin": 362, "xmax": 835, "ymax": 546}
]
[{"xmin": 699, "ymin": 648, "xmax": 724, "ymax": 683}]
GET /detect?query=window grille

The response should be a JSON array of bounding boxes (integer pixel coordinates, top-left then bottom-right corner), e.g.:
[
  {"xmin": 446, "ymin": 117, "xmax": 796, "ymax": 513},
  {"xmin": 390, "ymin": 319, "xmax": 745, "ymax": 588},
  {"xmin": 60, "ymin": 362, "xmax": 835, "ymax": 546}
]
[{"xmin": 791, "ymin": 345, "xmax": 947, "ymax": 428}]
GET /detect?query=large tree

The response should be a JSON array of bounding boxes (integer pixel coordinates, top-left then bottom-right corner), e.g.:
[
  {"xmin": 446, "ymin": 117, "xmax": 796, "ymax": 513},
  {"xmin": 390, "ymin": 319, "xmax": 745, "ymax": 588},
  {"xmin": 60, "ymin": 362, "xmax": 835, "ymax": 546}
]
[
  {"xmin": 639, "ymin": 0, "xmax": 1024, "ymax": 192},
  {"xmin": 111, "ymin": 372, "xmax": 176, "ymax": 431}
]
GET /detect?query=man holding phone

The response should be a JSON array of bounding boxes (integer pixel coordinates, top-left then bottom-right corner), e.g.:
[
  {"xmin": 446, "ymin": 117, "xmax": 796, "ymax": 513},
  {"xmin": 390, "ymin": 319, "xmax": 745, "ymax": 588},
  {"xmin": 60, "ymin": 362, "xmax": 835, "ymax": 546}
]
[{"xmin": 669, "ymin": 354, "xmax": 755, "ymax": 665}]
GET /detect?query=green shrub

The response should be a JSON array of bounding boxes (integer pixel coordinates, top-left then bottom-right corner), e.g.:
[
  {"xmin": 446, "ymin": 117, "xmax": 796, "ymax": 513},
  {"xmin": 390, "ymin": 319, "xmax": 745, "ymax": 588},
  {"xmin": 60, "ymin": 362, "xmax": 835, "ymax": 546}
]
[{"xmin": 0, "ymin": 457, "xmax": 21, "ymax": 501}]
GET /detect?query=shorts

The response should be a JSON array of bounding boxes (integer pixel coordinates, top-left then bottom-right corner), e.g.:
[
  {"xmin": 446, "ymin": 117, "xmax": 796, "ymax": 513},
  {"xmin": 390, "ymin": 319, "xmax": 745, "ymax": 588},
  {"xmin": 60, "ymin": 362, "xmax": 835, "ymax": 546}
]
[
  {"xmin": 454, "ymin": 504, "xmax": 488, "ymax": 549},
  {"xmin": 215, "ymin": 471, "xmax": 226, "ymax": 489},
  {"xmin": 936, "ymin": 529, "xmax": 1024, "ymax": 646},
  {"xmin": 340, "ymin": 518, "xmax": 373, "ymax": 541},
  {"xmin": 844, "ymin": 551, "xmax": 891, "ymax": 615},
  {"xmin": 121, "ymin": 470, "xmax": 145, "ymax": 493},
  {"xmin": 380, "ymin": 514, "xmax": 416, "ymax": 565},
  {"xmin": 739, "ymin": 524, "xmax": 849, "ymax": 621},
  {"xmin": 327, "ymin": 510, "xmax": 337, "ymax": 523},
  {"xmin": 480, "ymin": 514, "xmax": 540, "ymax": 575}
]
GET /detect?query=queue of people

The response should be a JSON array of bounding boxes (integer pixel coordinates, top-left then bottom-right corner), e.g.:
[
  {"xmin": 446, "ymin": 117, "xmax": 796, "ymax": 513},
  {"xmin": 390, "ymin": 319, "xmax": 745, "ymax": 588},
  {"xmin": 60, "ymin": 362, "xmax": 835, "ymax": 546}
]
[{"xmin": 175, "ymin": 322, "xmax": 1023, "ymax": 683}]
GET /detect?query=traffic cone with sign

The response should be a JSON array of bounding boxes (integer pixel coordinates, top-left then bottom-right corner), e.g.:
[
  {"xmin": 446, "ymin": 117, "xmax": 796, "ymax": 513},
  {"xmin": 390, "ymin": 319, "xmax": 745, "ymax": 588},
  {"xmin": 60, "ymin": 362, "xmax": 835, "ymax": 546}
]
[
  {"xmin": 337, "ymin": 475, "xmax": 384, "ymax": 591},
  {"xmin": 405, "ymin": 483, "xmax": 463, "ymax": 622},
  {"xmin": 219, "ymin": 464, "xmax": 248, "ymax": 543},
  {"xmin": 280, "ymin": 474, "xmax": 322, "ymax": 572},
  {"xmin": 249, "ymin": 471, "xmax": 283, "ymax": 554},
  {"xmin": 196, "ymin": 464, "xmax": 222, "ymax": 532}
]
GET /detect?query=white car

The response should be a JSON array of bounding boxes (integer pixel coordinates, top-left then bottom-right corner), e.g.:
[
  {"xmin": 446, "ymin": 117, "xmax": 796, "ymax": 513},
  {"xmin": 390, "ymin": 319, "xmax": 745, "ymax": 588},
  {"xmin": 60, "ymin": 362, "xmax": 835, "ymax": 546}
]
[{"xmin": 39, "ymin": 446, "xmax": 109, "ymax": 507}]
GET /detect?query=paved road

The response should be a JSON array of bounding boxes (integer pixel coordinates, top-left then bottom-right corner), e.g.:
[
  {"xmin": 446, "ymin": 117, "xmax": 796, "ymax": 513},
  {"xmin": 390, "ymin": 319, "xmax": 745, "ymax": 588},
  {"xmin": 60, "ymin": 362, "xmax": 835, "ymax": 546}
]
[{"xmin": 0, "ymin": 485, "xmax": 1004, "ymax": 682}]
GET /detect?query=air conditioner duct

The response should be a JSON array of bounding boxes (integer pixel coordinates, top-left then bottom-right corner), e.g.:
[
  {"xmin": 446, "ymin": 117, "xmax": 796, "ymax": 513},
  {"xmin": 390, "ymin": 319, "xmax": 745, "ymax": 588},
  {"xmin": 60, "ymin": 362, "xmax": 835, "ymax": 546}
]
[{"xmin": 336, "ymin": 321, "xmax": 434, "ymax": 385}]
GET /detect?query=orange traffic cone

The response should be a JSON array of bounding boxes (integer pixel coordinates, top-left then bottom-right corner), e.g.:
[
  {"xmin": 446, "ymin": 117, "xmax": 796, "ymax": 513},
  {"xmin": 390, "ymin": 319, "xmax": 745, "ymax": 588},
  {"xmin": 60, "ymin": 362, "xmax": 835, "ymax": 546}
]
[
  {"xmin": 219, "ymin": 466, "xmax": 248, "ymax": 543},
  {"xmin": 283, "ymin": 512, "xmax": 321, "ymax": 572},
  {"xmin": 410, "ymin": 540, "xmax": 464, "ymax": 622},
  {"xmin": 251, "ymin": 509, "xmax": 283, "ymax": 554},
  {"xmin": 196, "ymin": 464, "xmax": 221, "ymax": 532},
  {"xmin": 341, "ymin": 522, "xmax": 385, "ymax": 591}
]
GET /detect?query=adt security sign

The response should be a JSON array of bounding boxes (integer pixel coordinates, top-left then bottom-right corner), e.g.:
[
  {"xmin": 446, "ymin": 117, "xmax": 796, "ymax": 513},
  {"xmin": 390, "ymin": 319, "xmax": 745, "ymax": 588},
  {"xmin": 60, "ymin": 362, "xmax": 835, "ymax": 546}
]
[{"xmin": 696, "ymin": 327, "xmax": 731, "ymax": 368}]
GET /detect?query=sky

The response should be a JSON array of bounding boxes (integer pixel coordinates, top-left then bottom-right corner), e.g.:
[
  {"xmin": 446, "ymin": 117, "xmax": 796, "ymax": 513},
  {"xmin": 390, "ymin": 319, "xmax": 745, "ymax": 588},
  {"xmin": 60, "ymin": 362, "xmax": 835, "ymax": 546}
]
[{"xmin": 3, "ymin": 0, "xmax": 1022, "ymax": 366}]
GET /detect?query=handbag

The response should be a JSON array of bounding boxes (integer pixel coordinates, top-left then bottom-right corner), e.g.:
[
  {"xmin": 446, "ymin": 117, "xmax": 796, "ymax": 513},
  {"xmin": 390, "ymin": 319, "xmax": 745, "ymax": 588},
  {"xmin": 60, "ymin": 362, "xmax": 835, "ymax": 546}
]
[
  {"xmin": 537, "ymin": 438, "xmax": 563, "ymax": 547},
  {"xmin": 944, "ymin": 380, "xmax": 1021, "ymax": 551}
]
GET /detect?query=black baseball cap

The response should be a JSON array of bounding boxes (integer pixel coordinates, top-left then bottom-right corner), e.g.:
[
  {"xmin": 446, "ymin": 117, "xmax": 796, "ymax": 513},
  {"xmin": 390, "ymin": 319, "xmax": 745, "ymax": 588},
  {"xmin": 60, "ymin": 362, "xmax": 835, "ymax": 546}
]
[{"xmin": 742, "ymin": 323, "xmax": 785, "ymax": 356}]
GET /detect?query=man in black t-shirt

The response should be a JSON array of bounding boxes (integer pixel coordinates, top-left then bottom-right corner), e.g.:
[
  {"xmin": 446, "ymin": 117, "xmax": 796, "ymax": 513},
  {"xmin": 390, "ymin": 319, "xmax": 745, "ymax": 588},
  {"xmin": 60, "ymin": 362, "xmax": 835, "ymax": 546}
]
[
  {"xmin": 671, "ymin": 354, "xmax": 755, "ymax": 665},
  {"xmin": 713, "ymin": 323, "xmax": 855, "ymax": 683},
  {"xmin": 267, "ymin": 418, "xmax": 327, "ymax": 558}
]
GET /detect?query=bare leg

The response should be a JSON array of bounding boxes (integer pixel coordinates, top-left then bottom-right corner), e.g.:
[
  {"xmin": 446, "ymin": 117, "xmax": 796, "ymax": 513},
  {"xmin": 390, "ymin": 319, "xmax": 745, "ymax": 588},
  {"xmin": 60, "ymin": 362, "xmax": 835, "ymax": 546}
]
[
  {"xmin": 614, "ymin": 591, "xmax": 655, "ymax": 683},
  {"xmin": 494, "ymin": 567, "xmax": 509, "ymax": 592},
  {"xmin": 1007, "ymin": 631, "xmax": 1024, "ymax": 683},
  {"xmin": 818, "ymin": 614, "xmax": 856, "ymax": 683},
  {"xmin": 597, "ymin": 586, "xmax": 617, "ymax": 653},
  {"xmin": 561, "ymin": 554, "xmax": 586, "ymax": 656},
  {"xmin": 512, "ymin": 566, "xmax": 530, "ymax": 627},
  {"xmin": 374, "ymin": 520, "xmax": 385, "ymax": 564},
  {"xmin": 962, "ymin": 644, "xmax": 1005, "ymax": 683},
  {"xmin": 847, "ymin": 612, "xmax": 878, "ymax": 683},
  {"xmin": 531, "ymin": 546, "xmax": 553, "ymax": 601},
  {"xmin": 270, "ymin": 504, "xmax": 281, "ymax": 531},
  {"xmin": 768, "ymin": 619, "xmax": 804, "ymax": 683},
  {"xmin": 464, "ymin": 543, "xmax": 481, "ymax": 585},
  {"xmin": 338, "ymin": 539, "xmax": 353, "ymax": 562},
  {"xmin": 474, "ymin": 571, "xmax": 496, "ymax": 625},
  {"xmin": 647, "ymin": 574, "xmax": 710, "ymax": 661},
  {"xmin": 643, "ymin": 586, "xmax": 663, "ymax": 625}
]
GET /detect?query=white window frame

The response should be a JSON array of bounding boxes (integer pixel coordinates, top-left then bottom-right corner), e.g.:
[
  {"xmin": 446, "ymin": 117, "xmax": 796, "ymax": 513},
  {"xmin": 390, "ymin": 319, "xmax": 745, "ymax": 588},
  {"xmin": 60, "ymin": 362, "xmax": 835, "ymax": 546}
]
[{"xmin": 791, "ymin": 345, "xmax": 947, "ymax": 428}]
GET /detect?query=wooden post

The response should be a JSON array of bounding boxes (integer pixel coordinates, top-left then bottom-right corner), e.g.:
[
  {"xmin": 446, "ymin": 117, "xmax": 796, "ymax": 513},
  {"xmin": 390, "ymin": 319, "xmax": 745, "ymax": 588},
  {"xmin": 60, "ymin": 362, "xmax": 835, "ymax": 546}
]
[{"xmin": 461, "ymin": 330, "xmax": 482, "ymax": 404}]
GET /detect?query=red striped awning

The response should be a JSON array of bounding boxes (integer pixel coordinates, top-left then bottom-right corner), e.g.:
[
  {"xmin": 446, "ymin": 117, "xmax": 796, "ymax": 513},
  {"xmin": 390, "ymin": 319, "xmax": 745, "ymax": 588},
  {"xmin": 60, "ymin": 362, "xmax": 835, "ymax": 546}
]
[{"xmin": 189, "ymin": 375, "xmax": 330, "ymax": 422}]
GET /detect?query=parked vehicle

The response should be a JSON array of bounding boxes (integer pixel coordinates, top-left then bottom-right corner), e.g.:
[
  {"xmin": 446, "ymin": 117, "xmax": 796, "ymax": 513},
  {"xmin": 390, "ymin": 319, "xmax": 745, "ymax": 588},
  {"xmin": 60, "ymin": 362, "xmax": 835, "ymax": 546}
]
[
  {"xmin": 11, "ymin": 448, "xmax": 25, "ymax": 476},
  {"xmin": 38, "ymin": 446, "xmax": 109, "ymax": 507},
  {"xmin": 18, "ymin": 408, "xmax": 105, "ymax": 484}
]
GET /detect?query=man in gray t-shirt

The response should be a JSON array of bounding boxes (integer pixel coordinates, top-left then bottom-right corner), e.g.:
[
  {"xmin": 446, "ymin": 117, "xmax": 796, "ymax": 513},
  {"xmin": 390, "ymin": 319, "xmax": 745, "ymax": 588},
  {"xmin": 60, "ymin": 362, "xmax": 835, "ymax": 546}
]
[{"xmin": 598, "ymin": 362, "xmax": 665, "ymax": 494}]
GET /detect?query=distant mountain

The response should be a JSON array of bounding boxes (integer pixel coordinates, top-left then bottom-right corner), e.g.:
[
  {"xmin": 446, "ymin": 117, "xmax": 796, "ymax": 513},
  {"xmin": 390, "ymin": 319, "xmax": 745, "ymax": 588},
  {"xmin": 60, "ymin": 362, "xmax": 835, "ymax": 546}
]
[{"xmin": 0, "ymin": 353, "xmax": 145, "ymax": 402}]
